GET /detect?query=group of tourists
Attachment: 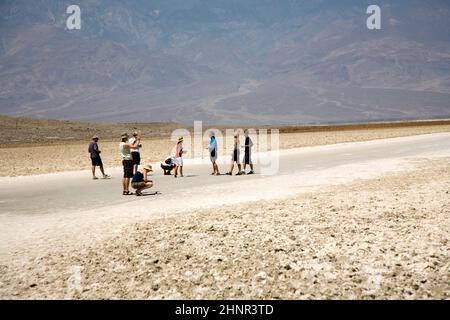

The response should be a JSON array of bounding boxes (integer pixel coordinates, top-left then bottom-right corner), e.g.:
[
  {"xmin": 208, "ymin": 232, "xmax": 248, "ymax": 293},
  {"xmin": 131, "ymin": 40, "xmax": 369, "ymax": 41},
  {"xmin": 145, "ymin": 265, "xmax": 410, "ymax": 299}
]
[
  {"xmin": 119, "ymin": 131, "xmax": 153, "ymax": 196},
  {"xmin": 208, "ymin": 129, "xmax": 255, "ymax": 176},
  {"xmin": 87, "ymin": 129, "xmax": 255, "ymax": 196}
]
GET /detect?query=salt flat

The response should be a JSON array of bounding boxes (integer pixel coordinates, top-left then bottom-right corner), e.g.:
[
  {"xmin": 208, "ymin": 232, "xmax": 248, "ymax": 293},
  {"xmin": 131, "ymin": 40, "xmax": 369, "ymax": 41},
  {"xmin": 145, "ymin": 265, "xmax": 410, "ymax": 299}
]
[{"xmin": 0, "ymin": 133, "xmax": 450, "ymax": 298}]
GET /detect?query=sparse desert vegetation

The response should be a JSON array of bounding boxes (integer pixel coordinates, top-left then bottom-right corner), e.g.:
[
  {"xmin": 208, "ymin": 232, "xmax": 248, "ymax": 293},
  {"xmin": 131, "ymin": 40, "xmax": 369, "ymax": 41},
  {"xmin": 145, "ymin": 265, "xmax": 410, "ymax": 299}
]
[{"xmin": 1, "ymin": 115, "xmax": 450, "ymax": 177}]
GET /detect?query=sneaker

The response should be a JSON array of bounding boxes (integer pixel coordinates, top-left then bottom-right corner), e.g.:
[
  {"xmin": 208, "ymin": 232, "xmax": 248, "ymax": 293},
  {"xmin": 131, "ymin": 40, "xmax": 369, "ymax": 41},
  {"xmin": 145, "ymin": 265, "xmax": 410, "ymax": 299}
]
[
  {"xmin": 236, "ymin": 172, "xmax": 243, "ymax": 176},
  {"xmin": 174, "ymin": 174, "xmax": 177, "ymax": 178},
  {"xmin": 248, "ymin": 171, "xmax": 255, "ymax": 175},
  {"xmin": 92, "ymin": 176, "xmax": 99, "ymax": 180},
  {"xmin": 102, "ymin": 174, "xmax": 110, "ymax": 179},
  {"xmin": 225, "ymin": 172, "xmax": 232, "ymax": 176}
]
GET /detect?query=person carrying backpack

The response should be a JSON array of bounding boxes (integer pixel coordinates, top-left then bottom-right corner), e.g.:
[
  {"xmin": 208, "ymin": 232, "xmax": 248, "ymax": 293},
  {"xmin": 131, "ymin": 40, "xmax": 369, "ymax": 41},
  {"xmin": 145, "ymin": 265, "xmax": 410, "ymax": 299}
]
[{"xmin": 208, "ymin": 134, "xmax": 220, "ymax": 175}]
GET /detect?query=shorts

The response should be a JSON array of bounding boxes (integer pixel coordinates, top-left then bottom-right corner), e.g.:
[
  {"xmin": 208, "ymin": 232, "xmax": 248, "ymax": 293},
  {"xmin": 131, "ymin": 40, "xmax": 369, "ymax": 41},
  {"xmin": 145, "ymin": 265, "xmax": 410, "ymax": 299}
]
[
  {"xmin": 122, "ymin": 160, "xmax": 134, "ymax": 178},
  {"xmin": 91, "ymin": 156, "xmax": 103, "ymax": 166},
  {"xmin": 210, "ymin": 148, "xmax": 217, "ymax": 163},
  {"xmin": 131, "ymin": 181, "xmax": 146, "ymax": 190},
  {"xmin": 244, "ymin": 151, "xmax": 252, "ymax": 165},
  {"xmin": 131, "ymin": 152, "xmax": 141, "ymax": 166},
  {"xmin": 174, "ymin": 157, "xmax": 183, "ymax": 166}
]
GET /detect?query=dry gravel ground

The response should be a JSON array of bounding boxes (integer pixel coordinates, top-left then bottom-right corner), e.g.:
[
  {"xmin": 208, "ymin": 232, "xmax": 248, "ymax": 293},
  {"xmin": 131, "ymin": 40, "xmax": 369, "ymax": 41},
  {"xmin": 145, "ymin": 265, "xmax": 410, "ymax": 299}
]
[
  {"xmin": 1, "ymin": 158, "xmax": 448, "ymax": 299},
  {"xmin": 1, "ymin": 124, "xmax": 450, "ymax": 177}
]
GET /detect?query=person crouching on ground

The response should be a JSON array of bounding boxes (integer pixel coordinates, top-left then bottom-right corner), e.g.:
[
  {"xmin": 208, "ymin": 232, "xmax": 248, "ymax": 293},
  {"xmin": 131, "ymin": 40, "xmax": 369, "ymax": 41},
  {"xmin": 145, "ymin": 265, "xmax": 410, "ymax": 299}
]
[
  {"xmin": 88, "ymin": 135, "xmax": 110, "ymax": 180},
  {"xmin": 119, "ymin": 132, "xmax": 139, "ymax": 195},
  {"xmin": 226, "ymin": 134, "xmax": 243, "ymax": 176},
  {"xmin": 131, "ymin": 165, "xmax": 154, "ymax": 196},
  {"xmin": 208, "ymin": 134, "xmax": 220, "ymax": 175},
  {"xmin": 161, "ymin": 156, "xmax": 176, "ymax": 175},
  {"xmin": 243, "ymin": 129, "xmax": 254, "ymax": 174},
  {"xmin": 174, "ymin": 137, "xmax": 184, "ymax": 178}
]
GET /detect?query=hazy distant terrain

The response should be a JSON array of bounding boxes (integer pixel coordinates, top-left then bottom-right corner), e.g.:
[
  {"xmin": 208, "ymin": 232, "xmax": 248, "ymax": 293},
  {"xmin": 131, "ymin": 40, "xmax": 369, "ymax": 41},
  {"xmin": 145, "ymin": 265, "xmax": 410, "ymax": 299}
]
[{"xmin": 1, "ymin": 0, "xmax": 450, "ymax": 124}]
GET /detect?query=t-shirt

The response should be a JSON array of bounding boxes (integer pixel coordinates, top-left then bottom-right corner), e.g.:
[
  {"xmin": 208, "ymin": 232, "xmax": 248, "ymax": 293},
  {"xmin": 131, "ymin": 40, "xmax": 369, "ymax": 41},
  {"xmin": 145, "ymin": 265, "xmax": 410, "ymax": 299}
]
[
  {"xmin": 209, "ymin": 139, "xmax": 217, "ymax": 157},
  {"xmin": 233, "ymin": 140, "xmax": 240, "ymax": 154},
  {"xmin": 119, "ymin": 142, "xmax": 132, "ymax": 161},
  {"xmin": 128, "ymin": 137, "xmax": 140, "ymax": 153},
  {"xmin": 245, "ymin": 137, "xmax": 253, "ymax": 153},
  {"xmin": 132, "ymin": 171, "xmax": 144, "ymax": 183},
  {"xmin": 88, "ymin": 142, "xmax": 100, "ymax": 158}
]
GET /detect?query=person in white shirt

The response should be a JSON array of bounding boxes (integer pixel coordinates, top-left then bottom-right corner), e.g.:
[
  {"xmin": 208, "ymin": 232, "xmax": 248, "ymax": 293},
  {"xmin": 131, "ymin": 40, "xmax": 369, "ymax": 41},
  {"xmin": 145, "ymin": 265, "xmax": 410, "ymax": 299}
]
[
  {"xmin": 120, "ymin": 132, "xmax": 139, "ymax": 195},
  {"xmin": 128, "ymin": 131, "xmax": 142, "ymax": 174}
]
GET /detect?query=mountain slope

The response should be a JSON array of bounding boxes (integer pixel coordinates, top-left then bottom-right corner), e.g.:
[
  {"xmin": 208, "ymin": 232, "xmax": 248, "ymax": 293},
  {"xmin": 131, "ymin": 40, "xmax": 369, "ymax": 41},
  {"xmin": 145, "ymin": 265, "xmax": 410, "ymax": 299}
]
[{"xmin": 0, "ymin": 0, "xmax": 449, "ymax": 124}]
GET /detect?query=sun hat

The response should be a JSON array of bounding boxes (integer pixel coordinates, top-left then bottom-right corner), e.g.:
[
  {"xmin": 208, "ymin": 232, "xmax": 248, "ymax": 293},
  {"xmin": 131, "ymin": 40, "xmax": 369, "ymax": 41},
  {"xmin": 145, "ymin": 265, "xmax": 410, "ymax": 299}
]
[
  {"xmin": 133, "ymin": 130, "xmax": 139, "ymax": 136},
  {"xmin": 121, "ymin": 132, "xmax": 129, "ymax": 139},
  {"xmin": 142, "ymin": 165, "xmax": 153, "ymax": 172},
  {"xmin": 92, "ymin": 135, "xmax": 99, "ymax": 140}
]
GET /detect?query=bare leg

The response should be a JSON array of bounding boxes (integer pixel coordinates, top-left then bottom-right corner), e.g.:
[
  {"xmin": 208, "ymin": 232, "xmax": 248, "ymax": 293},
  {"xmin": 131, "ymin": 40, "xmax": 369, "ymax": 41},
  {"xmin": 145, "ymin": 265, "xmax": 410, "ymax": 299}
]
[
  {"xmin": 92, "ymin": 166, "xmax": 96, "ymax": 177},
  {"xmin": 180, "ymin": 166, "xmax": 183, "ymax": 177},
  {"xmin": 136, "ymin": 182, "xmax": 153, "ymax": 194},
  {"xmin": 174, "ymin": 166, "xmax": 179, "ymax": 177},
  {"xmin": 123, "ymin": 177, "xmax": 130, "ymax": 192},
  {"xmin": 238, "ymin": 163, "xmax": 242, "ymax": 173},
  {"xmin": 99, "ymin": 165, "xmax": 105, "ymax": 176},
  {"xmin": 250, "ymin": 164, "xmax": 254, "ymax": 171}
]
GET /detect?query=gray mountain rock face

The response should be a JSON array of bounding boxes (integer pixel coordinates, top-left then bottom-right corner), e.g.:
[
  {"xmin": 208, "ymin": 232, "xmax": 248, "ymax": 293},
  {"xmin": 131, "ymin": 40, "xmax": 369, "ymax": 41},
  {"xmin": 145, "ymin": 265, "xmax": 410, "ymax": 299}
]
[{"xmin": 1, "ymin": 0, "xmax": 449, "ymax": 124}]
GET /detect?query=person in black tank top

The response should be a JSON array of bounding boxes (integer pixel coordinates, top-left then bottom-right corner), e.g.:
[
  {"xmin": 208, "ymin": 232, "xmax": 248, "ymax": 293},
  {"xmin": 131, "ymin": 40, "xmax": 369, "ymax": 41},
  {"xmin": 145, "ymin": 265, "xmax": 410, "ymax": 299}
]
[{"xmin": 243, "ymin": 130, "xmax": 254, "ymax": 174}]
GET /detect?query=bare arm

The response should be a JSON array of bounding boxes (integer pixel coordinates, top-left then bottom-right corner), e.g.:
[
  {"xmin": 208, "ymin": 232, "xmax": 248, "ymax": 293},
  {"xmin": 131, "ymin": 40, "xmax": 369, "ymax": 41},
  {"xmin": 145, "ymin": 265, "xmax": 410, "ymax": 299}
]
[
  {"xmin": 130, "ymin": 137, "xmax": 140, "ymax": 150},
  {"xmin": 143, "ymin": 171, "xmax": 152, "ymax": 183}
]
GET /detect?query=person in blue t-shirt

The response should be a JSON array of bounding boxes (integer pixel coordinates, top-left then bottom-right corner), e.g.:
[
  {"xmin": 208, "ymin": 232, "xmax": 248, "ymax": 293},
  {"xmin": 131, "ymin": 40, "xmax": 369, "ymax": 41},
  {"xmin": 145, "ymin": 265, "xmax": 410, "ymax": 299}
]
[
  {"xmin": 131, "ymin": 165, "xmax": 153, "ymax": 196},
  {"xmin": 208, "ymin": 134, "xmax": 220, "ymax": 175}
]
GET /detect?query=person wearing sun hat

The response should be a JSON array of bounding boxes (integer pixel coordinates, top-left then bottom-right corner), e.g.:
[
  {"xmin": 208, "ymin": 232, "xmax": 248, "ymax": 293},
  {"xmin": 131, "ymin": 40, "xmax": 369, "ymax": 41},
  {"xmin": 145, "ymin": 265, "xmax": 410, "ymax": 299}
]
[
  {"xmin": 173, "ymin": 136, "xmax": 184, "ymax": 178},
  {"xmin": 131, "ymin": 164, "xmax": 154, "ymax": 196}
]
